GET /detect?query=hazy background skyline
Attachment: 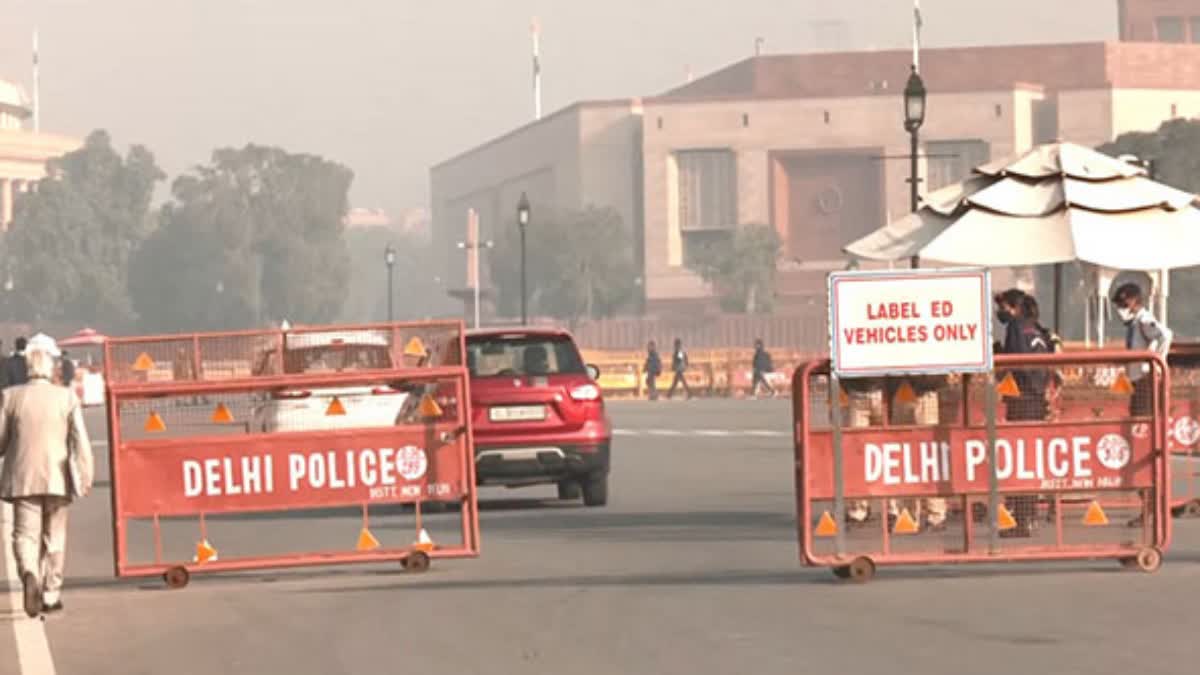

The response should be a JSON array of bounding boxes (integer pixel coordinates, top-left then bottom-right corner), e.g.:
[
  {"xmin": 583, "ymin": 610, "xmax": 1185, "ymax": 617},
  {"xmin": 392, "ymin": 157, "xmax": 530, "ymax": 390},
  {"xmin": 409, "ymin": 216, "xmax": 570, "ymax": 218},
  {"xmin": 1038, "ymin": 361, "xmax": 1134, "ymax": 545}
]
[{"xmin": 1, "ymin": 0, "xmax": 1115, "ymax": 216}]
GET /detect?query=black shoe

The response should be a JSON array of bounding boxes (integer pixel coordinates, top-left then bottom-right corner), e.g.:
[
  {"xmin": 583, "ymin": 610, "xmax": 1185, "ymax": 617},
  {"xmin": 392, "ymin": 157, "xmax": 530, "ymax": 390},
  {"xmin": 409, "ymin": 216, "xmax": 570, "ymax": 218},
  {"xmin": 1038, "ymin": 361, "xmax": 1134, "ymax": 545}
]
[
  {"xmin": 41, "ymin": 601, "xmax": 63, "ymax": 614},
  {"xmin": 22, "ymin": 573, "xmax": 41, "ymax": 618}
]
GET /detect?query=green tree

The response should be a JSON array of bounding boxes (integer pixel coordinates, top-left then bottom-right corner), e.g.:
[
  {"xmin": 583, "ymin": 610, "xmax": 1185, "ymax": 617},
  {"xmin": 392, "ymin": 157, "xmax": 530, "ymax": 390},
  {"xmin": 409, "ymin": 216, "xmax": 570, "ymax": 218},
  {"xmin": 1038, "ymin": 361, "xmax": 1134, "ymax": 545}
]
[
  {"xmin": 1100, "ymin": 119, "xmax": 1200, "ymax": 336},
  {"xmin": 341, "ymin": 226, "xmax": 447, "ymax": 323},
  {"xmin": 130, "ymin": 145, "xmax": 352, "ymax": 331},
  {"xmin": 4, "ymin": 130, "xmax": 164, "ymax": 327},
  {"xmin": 688, "ymin": 223, "xmax": 781, "ymax": 313},
  {"xmin": 488, "ymin": 205, "xmax": 636, "ymax": 324}
]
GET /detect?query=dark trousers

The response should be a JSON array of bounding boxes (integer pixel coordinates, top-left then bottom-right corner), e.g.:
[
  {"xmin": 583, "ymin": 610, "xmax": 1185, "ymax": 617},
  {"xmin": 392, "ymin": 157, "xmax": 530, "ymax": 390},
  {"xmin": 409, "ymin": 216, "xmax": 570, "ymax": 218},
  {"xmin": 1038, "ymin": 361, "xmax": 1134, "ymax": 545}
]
[
  {"xmin": 646, "ymin": 372, "xmax": 660, "ymax": 400},
  {"xmin": 1003, "ymin": 394, "xmax": 1047, "ymax": 532},
  {"xmin": 667, "ymin": 371, "xmax": 692, "ymax": 399},
  {"xmin": 751, "ymin": 370, "xmax": 774, "ymax": 396}
]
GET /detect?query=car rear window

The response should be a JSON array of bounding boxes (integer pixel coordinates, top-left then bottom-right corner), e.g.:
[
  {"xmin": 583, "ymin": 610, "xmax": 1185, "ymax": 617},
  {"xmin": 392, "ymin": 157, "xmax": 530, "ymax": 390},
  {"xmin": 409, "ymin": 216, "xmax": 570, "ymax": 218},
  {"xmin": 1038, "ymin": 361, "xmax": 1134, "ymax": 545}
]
[
  {"xmin": 283, "ymin": 345, "xmax": 393, "ymax": 374},
  {"xmin": 466, "ymin": 334, "xmax": 585, "ymax": 377}
]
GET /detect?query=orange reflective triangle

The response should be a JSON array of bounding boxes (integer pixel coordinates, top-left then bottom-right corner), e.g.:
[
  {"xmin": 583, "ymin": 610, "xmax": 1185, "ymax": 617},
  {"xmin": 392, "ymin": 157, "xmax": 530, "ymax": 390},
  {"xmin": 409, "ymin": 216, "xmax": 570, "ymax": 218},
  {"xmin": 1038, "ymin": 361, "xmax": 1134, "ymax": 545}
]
[
  {"xmin": 325, "ymin": 397, "xmax": 347, "ymax": 416},
  {"xmin": 211, "ymin": 403, "xmax": 234, "ymax": 424},
  {"xmin": 418, "ymin": 394, "xmax": 443, "ymax": 418},
  {"xmin": 837, "ymin": 387, "xmax": 849, "ymax": 406},
  {"xmin": 996, "ymin": 373, "xmax": 1021, "ymax": 398},
  {"xmin": 895, "ymin": 381, "xmax": 917, "ymax": 404},
  {"xmin": 132, "ymin": 352, "xmax": 155, "ymax": 371},
  {"xmin": 815, "ymin": 511, "xmax": 838, "ymax": 537},
  {"xmin": 1083, "ymin": 500, "xmax": 1109, "ymax": 526},
  {"xmin": 893, "ymin": 508, "xmax": 920, "ymax": 534},
  {"xmin": 144, "ymin": 411, "xmax": 166, "ymax": 433},
  {"xmin": 403, "ymin": 336, "xmax": 427, "ymax": 357},
  {"xmin": 996, "ymin": 504, "xmax": 1018, "ymax": 531},
  {"xmin": 1111, "ymin": 371, "xmax": 1135, "ymax": 395},
  {"xmin": 195, "ymin": 539, "xmax": 218, "ymax": 564},
  {"xmin": 356, "ymin": 527, "xmax": 381, "ymax": 551},
  {"xmin": 413, "ymin": 528, "xmax": 435, "ymax": 552}
]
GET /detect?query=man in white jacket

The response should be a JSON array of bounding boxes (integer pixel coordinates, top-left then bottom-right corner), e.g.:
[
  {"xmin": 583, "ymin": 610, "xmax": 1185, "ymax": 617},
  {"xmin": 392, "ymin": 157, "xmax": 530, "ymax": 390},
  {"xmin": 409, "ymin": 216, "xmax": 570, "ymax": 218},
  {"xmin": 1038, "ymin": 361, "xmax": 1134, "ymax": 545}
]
[{"xmin": 1111, "ymin": 282, "xmax": 1173, "ymax": 417}]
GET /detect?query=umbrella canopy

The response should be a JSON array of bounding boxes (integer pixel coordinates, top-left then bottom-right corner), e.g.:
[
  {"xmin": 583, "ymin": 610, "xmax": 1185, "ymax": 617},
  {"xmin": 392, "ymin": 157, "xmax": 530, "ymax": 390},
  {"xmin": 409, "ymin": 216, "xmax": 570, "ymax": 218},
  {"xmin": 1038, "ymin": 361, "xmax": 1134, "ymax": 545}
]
[
  {"xmin": 58, "ymin": 328, "xmax": 108, "ymax": 347},
  {"xmin": 845, "ymin": 142, "xmax": 1200, "ymax": 271}
]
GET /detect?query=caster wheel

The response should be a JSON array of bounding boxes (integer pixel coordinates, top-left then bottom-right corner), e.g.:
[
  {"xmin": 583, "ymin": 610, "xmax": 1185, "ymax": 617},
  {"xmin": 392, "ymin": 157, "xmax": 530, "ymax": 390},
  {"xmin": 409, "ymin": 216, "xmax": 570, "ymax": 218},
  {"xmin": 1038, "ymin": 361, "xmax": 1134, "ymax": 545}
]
[
  {"xmin": 163, "ymin": 566, "xmax": 190, "ymax": 589},
  {"xmin": 1134, "ymin": 547, "xmax": 1162, "ymax": 573},
  {"xmin": 832, "ymin": 566, "xmax": 850, "ymax": 579},
  {"xmin": 845, "ymin": 557, "xmax": 875, "ymax": 584},
  {"xmin": 401, "ymin": 551, "xmax": 431, "ymax": 573}
]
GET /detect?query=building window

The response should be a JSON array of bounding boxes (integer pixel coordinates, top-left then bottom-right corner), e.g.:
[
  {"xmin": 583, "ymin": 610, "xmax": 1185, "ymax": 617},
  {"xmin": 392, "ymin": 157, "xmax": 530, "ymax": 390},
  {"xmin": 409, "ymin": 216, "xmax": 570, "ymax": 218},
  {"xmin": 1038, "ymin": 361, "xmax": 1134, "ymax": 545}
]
[
  {"xmin": 675, "ymin": 149, "xmax": 737, "ymax": 264},
  {"xmin": 925, "ymin": 140, "xmax": 991, "ymax": 192},
  {"xmin": 1157, "ymin": 16, "xmax": 1185, "ymax": 42}
]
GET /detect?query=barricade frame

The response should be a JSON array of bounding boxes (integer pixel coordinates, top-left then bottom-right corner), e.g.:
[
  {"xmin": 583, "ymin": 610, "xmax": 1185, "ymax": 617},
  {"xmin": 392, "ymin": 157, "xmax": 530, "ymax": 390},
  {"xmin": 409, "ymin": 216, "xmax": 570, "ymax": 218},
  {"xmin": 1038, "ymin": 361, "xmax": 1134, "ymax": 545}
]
[
  {"xmin": 793, "ymin": 349, "xmax": 1171, "ymax": 581},
  {"xmin": 104, "ymin": 320, "xmax": 480, "ymax": 586}
]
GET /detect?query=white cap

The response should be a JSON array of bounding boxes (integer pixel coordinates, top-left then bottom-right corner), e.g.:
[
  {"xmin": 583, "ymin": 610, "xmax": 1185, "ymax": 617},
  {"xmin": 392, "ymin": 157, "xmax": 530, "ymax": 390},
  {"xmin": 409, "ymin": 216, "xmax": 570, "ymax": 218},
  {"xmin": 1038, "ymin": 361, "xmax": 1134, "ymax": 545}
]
[{"xmin": 27, "ymin": 332, "xmax": 60, "ymax": 357}]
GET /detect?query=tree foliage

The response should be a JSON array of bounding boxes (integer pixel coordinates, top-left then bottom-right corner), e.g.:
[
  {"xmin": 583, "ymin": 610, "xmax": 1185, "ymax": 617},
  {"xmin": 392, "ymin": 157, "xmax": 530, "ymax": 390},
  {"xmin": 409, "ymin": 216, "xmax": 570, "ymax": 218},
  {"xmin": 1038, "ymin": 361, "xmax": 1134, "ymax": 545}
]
[
  {"xmin": 4, "ymin": 130, "xmax": 164, "ymax": 327},
  {"xmin": 1100, "ymin": 119, "xmax": 1200, "ymax": 336},
  {"xmin": 488, "ymin": 205, "xmax": 636, "ymax": 324},
  {"xmin": 688, "ymin": 223, "xmax": 781, "ymax": 313},
  {"xmin": 130, "ymin": 145, "xmax": 353, "ymax": 331},
  {"xmin": 341, "ymin": 226, "xmax": 448, "ymax": 323}
]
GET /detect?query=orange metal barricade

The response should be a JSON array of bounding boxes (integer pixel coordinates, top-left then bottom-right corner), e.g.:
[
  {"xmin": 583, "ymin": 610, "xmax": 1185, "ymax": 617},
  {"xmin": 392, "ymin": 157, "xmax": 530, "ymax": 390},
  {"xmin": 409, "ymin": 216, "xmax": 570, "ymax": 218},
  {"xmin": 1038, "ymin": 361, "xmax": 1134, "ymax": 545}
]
[
  {"xmin": 105, "ymin": 320, "xmax": 479, "ymax": 588},
  {"xmin": 793, "ymin": 350, "xmax": 1170, "ymax": 582}
]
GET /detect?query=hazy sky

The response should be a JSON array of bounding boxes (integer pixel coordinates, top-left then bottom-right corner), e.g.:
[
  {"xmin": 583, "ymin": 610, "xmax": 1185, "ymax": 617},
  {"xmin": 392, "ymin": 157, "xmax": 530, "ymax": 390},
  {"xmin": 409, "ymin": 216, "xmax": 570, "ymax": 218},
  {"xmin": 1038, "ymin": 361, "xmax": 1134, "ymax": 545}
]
[{"xmin": 1, "ymin": 1, "xmax": 1115, "ymax": 216}]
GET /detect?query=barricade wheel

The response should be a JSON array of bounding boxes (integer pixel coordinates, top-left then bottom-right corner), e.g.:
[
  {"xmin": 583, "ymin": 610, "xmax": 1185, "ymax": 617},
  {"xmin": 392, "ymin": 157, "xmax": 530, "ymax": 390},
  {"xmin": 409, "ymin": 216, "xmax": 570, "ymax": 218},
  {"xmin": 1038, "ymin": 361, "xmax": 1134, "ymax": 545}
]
[
  {"xmin": 163, "ymin": 566, "xmax": 190, "ymax": 589},
  {"xmin": 832, "ymin": 566, "xmax": 851, "ymax": 579},
  {"xmin": 402, "ymin": 551, "xmax": 431, "ymax": 573},
  {"xmin": 846, "ymin": 557, "xmax": 875, "ymax": 583},
  {"xmin": 1135, "ymin": 547, "xmax": 1163, "ymax": 573}
]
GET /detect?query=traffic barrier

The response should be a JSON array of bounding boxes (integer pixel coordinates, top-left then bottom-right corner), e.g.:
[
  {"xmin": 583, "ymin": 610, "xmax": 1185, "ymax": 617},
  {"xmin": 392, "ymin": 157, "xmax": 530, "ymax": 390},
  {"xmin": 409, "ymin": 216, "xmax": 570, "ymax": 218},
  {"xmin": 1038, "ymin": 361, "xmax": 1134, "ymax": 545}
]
[
  {"xmin": 793, "ymin": 350, "xmax": 1170, "ymax": 582},
  {"xmin": 104, "ymin": 320, "xmax": 479, "ymax": 588},
  {"xmin": 1162, "ymin": 343, "xmax": 1200, "ymax": 517}
]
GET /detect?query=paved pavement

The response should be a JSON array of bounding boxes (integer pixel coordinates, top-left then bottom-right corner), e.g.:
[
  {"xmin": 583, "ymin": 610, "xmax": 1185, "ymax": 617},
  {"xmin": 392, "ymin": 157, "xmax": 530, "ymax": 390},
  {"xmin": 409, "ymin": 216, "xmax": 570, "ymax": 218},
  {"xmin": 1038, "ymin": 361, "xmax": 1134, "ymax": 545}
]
[{"xmin": 4, "ymin": 398, "xmax": 1200, "ymax": 674}]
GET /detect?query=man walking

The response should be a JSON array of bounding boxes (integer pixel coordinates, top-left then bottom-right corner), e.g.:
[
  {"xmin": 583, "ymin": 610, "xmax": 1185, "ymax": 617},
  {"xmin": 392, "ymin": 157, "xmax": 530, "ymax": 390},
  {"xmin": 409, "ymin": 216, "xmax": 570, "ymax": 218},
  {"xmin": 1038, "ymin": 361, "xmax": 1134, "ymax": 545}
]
[
  {"xmin": 643, "ymin": 341, "xmax": 662, "ymax": 401},
  {"xmin": 0, "ymin": 335, "xmax": 94, "ymax": 617},
  {"xmin": 751, "ymin": 338, "xmax": 775, "ymax": 398},
  {"xmin": 666, "ymin": 338, "xmax": 692, "ymax": 400},
  {"xmin": 3, "ymin": 336, "xmax": 28, "ymax": 388}
]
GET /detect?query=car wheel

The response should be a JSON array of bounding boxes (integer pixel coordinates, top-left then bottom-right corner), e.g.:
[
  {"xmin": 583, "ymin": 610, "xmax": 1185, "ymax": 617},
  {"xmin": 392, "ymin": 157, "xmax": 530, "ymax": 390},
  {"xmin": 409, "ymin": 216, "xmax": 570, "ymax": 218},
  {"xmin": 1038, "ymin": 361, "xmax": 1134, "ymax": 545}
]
[
  {"xmin": 557, "ymin": 480, "xmax": 582, "ymax": 501},
  {"xmin": 581, "ymin": 473, "xmax": 608, "ymax": 507}
]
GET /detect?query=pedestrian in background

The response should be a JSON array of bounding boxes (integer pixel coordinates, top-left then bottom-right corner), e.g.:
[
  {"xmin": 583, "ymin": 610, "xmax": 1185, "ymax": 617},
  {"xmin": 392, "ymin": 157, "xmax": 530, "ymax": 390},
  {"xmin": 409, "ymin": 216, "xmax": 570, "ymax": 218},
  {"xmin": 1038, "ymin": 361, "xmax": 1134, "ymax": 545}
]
[
  {"xmin": 1112, "ymin": 282, "xmax": 1172, "ymax": 417},
  {"xmin": 3, "ymin": 336, "xmax": 29, "ymax": 389},
  {"xmin": 643, "ymin": 340, "xmax": 662, "ymax": 401},
  {"xmin": 666, "ymin": 337, "xmax": 692, "ymax": 400},
  {"xmin": 0, "ymin": 336, "xmax": 94, "ymax": 617},
  {"xmin": 60, "ymin": 350, "xmax": 76, "ymax": 389},
  {"xmin": 751, "ymin": 338, "xmax": 775, "ymax": 398},
  {"xmin": 994, "ymin": 289, "xmax": 1050, "ymax": 538}
]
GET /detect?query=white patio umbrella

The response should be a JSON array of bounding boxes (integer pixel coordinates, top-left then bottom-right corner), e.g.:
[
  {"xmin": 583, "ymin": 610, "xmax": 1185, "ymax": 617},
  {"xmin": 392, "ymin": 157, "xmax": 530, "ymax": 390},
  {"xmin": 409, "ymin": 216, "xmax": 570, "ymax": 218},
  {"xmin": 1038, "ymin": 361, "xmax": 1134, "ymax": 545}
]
[{"xmin": 845, "ymin": 141, "xmax": 1200, "ymax": 343}]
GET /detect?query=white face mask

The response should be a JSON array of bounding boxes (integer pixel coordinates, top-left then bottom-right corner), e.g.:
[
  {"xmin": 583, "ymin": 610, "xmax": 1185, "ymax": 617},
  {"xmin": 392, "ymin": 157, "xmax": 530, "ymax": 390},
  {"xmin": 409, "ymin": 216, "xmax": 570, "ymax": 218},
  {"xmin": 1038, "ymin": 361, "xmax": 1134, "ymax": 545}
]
[{"xmin": 1116, "ymin": 306, "xmax": 1136, "ymax": 323}]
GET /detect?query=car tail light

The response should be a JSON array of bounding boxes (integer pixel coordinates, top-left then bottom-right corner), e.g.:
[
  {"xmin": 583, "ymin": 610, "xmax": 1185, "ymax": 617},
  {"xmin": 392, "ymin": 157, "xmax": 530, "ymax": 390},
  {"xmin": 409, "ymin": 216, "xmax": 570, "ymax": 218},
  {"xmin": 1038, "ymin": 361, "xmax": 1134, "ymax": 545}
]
[
  {"xmin": 271, "ymin": 390, "xmax": 311, "ymax": 400},
  {"xmin": 569, "ymin": 384, "xmax": 601, "ymax": 401}
]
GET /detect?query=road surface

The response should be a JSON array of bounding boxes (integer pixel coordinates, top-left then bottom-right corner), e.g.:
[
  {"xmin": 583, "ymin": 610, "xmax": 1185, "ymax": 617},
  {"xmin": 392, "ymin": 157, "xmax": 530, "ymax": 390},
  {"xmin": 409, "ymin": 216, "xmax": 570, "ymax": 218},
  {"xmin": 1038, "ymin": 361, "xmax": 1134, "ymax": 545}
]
[{"xmin": 3, "ymin": 398, "xmax": 1200, "ymax": 675}]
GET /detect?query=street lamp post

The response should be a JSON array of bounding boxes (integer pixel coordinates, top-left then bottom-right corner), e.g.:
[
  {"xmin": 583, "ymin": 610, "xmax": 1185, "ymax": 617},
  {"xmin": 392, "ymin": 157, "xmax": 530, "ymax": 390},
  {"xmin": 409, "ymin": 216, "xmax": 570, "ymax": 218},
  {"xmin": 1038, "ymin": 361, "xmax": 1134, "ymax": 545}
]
[
  {"xmin": 903, "ymin": 66, "xmax": 927, "ymax": 269},
  {"xmin": 384, "ymin": 244, "xmax": 396, "ymax": 323},
  {"xmin": 516, "ymin": 192, "xmax": 531, "ymax": 325}
]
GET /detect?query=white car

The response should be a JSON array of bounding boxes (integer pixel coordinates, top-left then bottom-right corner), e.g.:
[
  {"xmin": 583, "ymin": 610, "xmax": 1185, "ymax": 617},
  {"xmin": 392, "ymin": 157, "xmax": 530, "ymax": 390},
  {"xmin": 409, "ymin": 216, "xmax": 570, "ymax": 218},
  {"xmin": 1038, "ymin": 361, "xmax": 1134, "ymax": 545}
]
[{"xmin": 252, "ymin": 330, "xmax": 412, "ymax": 433}]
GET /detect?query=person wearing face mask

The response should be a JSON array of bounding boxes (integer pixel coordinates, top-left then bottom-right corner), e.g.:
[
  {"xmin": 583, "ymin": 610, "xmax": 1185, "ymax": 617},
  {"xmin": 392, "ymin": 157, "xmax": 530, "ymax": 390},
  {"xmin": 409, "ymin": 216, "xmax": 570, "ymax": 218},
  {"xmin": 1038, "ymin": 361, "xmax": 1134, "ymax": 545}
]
[
  {"xmin": 1111, "ymin": 283, "xmax": 1172, "ymax": 417},
  {"xmin": 993, "ymin": 289, "xmax": 1050, "ymax": 538}
]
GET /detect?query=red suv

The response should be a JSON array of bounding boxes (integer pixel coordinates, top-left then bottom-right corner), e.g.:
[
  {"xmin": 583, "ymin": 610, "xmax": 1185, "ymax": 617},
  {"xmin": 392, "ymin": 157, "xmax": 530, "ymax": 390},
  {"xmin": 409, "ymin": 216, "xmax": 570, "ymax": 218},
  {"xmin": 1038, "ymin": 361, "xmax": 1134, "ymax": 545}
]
[{"xmin": 466, "ymin": 328, "xmax": 611, "ymax": 506}]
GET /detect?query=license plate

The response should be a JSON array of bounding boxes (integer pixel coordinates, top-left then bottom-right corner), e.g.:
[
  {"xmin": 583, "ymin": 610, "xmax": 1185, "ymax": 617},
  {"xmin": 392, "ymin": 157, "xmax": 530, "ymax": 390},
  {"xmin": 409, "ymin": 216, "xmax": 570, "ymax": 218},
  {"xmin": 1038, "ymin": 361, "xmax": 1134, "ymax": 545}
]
[{"xmin": 489, "ymin": 405, "xmax": 546, "ymax": 422}]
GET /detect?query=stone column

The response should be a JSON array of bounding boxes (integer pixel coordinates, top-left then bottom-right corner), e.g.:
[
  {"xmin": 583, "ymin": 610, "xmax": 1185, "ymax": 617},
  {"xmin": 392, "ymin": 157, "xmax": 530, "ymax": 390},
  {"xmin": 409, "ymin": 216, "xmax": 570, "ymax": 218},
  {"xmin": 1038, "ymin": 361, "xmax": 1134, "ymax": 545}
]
[{"xmin": 0, "ymin": 178, "xmax": 12, "ymax": 232}]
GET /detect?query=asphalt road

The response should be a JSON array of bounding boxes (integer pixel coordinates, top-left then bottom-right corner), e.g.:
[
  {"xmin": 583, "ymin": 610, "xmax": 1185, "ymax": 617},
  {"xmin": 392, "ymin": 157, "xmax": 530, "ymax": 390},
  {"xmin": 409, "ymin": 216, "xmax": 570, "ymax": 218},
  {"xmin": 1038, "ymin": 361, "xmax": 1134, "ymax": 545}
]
[{"xmin": 4, "ymin": 398, "xmax": 1200, "ymax": 675}]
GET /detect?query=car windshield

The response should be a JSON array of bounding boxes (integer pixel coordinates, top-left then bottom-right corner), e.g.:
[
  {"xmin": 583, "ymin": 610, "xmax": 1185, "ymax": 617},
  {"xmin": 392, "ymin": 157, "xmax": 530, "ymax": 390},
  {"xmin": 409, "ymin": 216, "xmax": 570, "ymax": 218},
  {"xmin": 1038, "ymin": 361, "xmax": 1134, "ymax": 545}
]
[
  {"xmin": 282, "ymin": 345, "xmax": 393, "ymax": 374},
  {"xmin": 466, "ymin": 334, "xmax": 585, "ymax": 377}
]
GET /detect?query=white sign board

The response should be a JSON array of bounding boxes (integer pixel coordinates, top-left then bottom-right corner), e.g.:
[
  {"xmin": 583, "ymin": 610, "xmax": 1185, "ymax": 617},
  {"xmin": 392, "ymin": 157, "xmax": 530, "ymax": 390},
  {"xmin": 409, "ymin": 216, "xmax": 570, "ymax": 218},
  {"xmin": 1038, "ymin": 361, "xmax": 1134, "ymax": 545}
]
[{"xmin": 829, "ymin": 268, "xmax": 992, "ymax": 378}]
